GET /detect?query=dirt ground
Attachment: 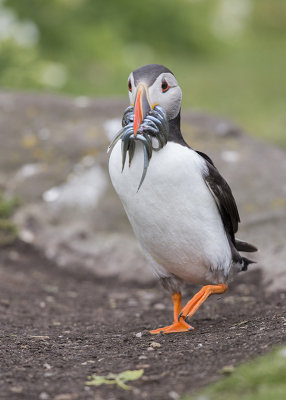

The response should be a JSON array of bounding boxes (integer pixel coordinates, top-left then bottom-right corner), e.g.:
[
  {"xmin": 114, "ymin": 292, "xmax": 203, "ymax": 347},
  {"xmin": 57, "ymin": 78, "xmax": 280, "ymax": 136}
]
[{"xmin": 0, "ymin": 241, "xmax": 285, "ymax": 400}]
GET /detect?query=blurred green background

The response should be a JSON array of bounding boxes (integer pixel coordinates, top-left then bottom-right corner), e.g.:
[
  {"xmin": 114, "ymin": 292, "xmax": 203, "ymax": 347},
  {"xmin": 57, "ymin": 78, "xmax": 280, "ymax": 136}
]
[{"xmin": 1, "ymin": 0, "xmax": 285, "ymax": 147}]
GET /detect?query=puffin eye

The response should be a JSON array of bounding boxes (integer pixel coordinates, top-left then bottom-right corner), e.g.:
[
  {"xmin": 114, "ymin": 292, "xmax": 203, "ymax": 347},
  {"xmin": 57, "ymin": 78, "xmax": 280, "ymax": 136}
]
[
  {"xmin": 161, "ymin": 79, "xmax": 169, "ymax": 93},
  {"xmin": 128, "ymin": 79, "xmax": 132, "ymax": 92}
]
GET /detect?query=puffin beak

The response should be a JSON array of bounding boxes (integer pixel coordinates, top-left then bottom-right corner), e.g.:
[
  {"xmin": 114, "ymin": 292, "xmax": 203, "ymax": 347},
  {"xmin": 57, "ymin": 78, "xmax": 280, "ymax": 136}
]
[{"xmin": 133, "ymin": 83, "xmax": 151, "ymax": 136}]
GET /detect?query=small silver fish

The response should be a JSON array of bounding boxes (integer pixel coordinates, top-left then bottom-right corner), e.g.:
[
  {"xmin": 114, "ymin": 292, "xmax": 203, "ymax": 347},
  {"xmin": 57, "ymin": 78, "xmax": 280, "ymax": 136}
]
[{"xmin": 107, "ymin": 106, "xmax": 169, "ymax": 191}]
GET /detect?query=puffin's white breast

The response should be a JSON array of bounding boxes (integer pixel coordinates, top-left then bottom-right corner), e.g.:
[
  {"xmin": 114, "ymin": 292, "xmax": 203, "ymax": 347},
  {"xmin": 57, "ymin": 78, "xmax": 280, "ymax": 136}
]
[{"xmin": 109, "ymin": 140, "xmax": 232, "ymax": 284}]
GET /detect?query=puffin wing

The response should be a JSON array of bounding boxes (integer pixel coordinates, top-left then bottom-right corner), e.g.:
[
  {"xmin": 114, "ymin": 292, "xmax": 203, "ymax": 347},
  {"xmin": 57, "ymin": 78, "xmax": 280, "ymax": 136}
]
[{"xmin": 198, "ymin": 152, "xmax": 240, "ymax": 243}]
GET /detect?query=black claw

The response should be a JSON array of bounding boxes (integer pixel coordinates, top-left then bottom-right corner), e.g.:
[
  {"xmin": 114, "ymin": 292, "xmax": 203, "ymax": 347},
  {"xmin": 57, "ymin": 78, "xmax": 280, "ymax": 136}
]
[
  {"xmin": 185, "ymin": 315, "xmax": 190, "ymax": 324},
  {"xmin": 178, "ymin": 311, "xmax": 183, "ymax": 321}
]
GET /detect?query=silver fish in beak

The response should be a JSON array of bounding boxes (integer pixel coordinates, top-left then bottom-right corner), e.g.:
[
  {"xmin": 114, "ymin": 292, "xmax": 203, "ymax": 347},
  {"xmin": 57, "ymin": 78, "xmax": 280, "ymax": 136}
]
[{"xmin": 107, "ymin": 95, "xmax": 169, "ymax": 191}]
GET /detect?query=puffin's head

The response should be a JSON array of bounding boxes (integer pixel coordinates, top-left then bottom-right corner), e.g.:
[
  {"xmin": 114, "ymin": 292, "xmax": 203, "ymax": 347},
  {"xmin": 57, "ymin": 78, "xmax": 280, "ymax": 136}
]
[
  {"xmin": 128, "ymin": 64, "xmax": 182, "ymax": 134},
  {"xmin": 108, "ymin": 64, "xmax": 182, "ymax": 191}
]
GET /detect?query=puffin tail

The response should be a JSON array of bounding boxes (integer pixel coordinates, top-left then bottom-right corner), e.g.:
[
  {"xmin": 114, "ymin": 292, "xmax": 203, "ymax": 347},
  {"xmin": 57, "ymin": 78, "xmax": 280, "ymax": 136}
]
[
  {"xmin": 241, "ymin": 257, "xmax": 256, "ymax": 272},
  {"xmin": 235, "ymin": 238, "xmax": 257, "ymax": 271},
  {"xmin": 235, "ymin": 238, "xmax": 258, "ymax": 253}
]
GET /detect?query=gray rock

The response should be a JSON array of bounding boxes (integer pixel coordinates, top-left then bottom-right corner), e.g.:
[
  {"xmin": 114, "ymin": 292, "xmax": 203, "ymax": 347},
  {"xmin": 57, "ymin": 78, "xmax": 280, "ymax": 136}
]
[{"xmin": 0, "ymin": 91, "xmax": 285, "ymax": 290}]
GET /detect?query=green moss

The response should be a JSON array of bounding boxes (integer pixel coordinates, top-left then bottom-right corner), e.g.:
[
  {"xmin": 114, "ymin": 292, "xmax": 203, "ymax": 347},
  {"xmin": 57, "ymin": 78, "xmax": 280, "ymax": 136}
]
[
  {"xmin": 182, "ymin": 347, "xmax": 286, "ymax": 400},
  {"xmin": 0, "ymin": 194, "xmax": 19, "ymax": 245},
  {"xmin": 0, "ymin": 195, "xmax": 19, "ymax": 219}
]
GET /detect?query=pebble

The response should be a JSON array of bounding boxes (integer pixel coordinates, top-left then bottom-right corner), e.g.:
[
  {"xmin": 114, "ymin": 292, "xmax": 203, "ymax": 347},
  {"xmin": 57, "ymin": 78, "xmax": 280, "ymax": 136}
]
[
  {"xmin": 136, "ymin": 363, "xmax": 150, "ymax": 369},
  {"xmin": 19, "ymin": 229, "xmax": 35, "ymax": 243},
  {"xmin": 39, "ymin": 393, "xmax": 50, "ymax": 400},
  {"xmin": 81, "ymin": 360, "xmax": 95, "ymax": 365},
  {"xmin": 46, "ymin": 296, "xmax": 54, "ymax": 303},
  {"xmin": 135, "ymin": 332, "xmax": 142, "ymax": 338},
  {"xmin": 154, "ymin": 303, "xmax": 166, "ymax": 310},
  {"xmin": 30, "ymin": 336, "xmax": 50, "ymax": 340},
  {"xmin": 150, "ymin": 341, "xmax": 161, "ymax": 348},
  {"xmin": 10, "ymin": 386, "xmax": 23, "ymax": 393},
  {"xmin": 169, "ymin": 391, "xmax": 179, "ymax": 400},
  {"xmin": 54, "ymin": 394, "xmax": 79, "ymax": 400}
]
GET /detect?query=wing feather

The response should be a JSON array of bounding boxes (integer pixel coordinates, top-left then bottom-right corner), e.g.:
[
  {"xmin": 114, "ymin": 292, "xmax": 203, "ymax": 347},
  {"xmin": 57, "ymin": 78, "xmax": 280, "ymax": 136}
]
[{"xmin": 200, "ymin": 155, "xmax": 240, "ymax": 243}]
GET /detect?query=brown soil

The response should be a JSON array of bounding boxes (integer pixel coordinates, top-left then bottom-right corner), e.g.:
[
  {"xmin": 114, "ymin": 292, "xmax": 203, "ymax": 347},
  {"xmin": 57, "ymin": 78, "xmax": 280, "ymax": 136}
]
[{"xmin": 0, "ymin": 241, "xmax": 285, "ymax": 400}]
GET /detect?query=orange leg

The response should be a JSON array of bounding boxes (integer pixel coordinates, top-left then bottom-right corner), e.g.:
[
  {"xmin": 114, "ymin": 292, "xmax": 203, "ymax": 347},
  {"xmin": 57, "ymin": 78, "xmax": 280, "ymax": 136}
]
[
  {"xmin": 179, "ymin": 283, "xmax": 228, "ymax": 321},
  {"xmin": 150, "ymin": 293, "xmax": 194, "ymax": 334}
]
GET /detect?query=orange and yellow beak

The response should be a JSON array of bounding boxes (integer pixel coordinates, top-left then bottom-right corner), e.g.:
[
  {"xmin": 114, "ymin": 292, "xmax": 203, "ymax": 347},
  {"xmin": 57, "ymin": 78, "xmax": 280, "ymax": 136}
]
[{"xmin": 133, "ymin": 84, "xmax": 151, "ymax": 136}]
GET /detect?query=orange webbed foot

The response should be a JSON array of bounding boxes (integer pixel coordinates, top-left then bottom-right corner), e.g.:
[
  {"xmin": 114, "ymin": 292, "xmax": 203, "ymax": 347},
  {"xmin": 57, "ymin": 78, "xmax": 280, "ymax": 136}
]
[
  {"xmin": 150, "ymin": 292, "xmax": 194, "ymax": 334},
  {"xmin": 150, "ymin": 319, "xmax": 194, "ymax": 334},
  {"xmin": 149, "ymin": 284, "xmax": 228, "ymax": 334}
]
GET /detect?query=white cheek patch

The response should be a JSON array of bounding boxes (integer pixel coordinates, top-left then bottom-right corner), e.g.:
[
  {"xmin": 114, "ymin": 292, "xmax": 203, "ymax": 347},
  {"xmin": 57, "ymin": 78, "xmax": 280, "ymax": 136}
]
[
  {"xmin": 163, "ymin": 86, "xmax": 182, "ymax": 119},
  {"xmin": 148, "ymin": 73, "xmax": 182, "ymax": 120}
]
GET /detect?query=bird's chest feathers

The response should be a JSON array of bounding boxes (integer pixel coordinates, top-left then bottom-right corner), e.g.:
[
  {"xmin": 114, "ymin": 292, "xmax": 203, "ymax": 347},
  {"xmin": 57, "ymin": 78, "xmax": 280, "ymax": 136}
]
[
  {"xmin": 109, "ymin": 141, "xmax": 231, "ymax": 282},
  {"xmin": 110, "ymin": 142, "xmax": 213, "ymax": 245},
  {"xmin": 109, "ymin": 141, "xmax": 207, "ymax": 209}
]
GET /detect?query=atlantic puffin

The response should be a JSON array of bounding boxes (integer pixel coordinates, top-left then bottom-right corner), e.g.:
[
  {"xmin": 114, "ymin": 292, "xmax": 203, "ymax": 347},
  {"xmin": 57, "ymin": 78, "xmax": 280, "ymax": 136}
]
[{"xmin": 108, "ymin": 64, "xmax": 257, "ymax": 334}]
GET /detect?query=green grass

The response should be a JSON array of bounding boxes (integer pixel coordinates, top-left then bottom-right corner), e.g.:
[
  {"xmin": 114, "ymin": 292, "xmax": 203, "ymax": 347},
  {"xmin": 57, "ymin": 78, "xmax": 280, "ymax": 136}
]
[
  {"xmin": 2, "ymin": 0, "xmax": 286, "ymax": 149},
  {"xmin": 174, "ymin": 35, "xmax": 286, "ymax": 149},
  {"xmin": 182, "ymin": 347, "xmax": 286, "ymax": 400},
  {"xmin": 0, "ymin": 193, "xmax": 18, "ymax": 246}
]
